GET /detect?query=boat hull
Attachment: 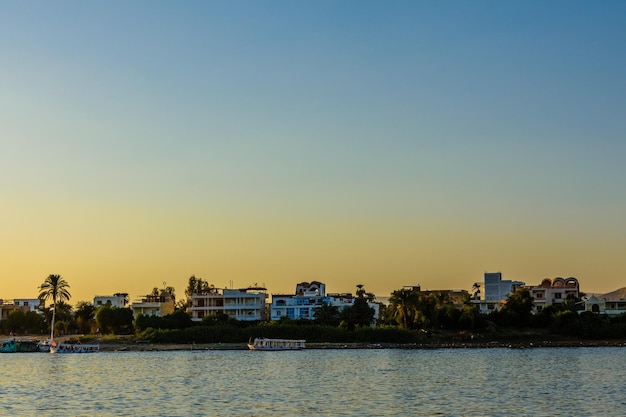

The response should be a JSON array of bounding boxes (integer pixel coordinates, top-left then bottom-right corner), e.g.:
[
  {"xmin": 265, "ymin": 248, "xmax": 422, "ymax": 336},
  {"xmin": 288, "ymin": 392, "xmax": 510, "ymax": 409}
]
[
  {"xmin": 248, "ymin": 338, "xmax": 305, "ymax": 351},
  {"xmin": 1, "ymin": 340, "xmax": 41, "ymax": 353},
  {"xmin": 50, "ymin": 343, "xmax": 100, "ymax": 353}
]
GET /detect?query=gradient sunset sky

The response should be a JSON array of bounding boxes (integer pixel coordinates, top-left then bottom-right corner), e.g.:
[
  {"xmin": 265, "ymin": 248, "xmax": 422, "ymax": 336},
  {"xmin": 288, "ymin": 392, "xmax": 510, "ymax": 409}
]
[{"xmin": 2, "ymin": 1, "xmax": 625, "ymax": 304}]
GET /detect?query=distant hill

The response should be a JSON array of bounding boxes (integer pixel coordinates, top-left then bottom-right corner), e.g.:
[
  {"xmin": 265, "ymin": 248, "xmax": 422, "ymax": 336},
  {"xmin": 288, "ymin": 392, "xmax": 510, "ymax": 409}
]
[{"xmin": 599, "ymin": 287, "xmax": 626, "ymax": 300}]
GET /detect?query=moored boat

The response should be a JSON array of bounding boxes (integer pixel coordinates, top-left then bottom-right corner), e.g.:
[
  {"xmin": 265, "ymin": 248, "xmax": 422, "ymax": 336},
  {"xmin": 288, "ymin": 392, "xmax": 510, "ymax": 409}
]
[
  {"xmin": 0, "ymin": 339, "xmax": 17, "ymax": 353},
  {"xmin": 38, "ymin": 339, "xmax": 52, "ymax": 352},
  {"xmin": 1, "ymin": 339, "xmax": 41, "ymax": 353},
  {"xmin": 247, "ymin": 337, "xmax": 305, "ymax": 351},
  {"xmin": 50, "ymin": 342, "xmax": 100, "ymax": 354}
]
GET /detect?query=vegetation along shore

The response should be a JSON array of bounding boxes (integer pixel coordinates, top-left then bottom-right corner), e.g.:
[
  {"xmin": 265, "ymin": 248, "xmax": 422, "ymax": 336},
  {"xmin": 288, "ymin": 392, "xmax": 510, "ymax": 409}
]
[{"xmin": 2, "ymin": 275, "xmax": 626, "ymax": 350}]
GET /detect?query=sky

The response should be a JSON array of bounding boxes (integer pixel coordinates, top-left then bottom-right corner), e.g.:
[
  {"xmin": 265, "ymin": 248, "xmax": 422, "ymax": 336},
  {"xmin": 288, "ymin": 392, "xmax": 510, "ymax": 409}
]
[{"xmin": 1, "ymin": 1, "xmax": 625, "ymax": 305}]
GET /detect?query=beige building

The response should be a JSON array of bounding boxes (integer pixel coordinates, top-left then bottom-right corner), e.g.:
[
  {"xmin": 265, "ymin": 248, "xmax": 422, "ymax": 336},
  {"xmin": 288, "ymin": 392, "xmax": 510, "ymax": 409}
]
[
  {"xmin": 529, "ymin": 277, "xmax": 580, "ymax": 312},
  {"xmin": 188, "ymin": 286, "xmax": 267, "ymax": 321},
  {"xmin": 130, "ymin": 290, "xmax": 175, "ymax": 318}
]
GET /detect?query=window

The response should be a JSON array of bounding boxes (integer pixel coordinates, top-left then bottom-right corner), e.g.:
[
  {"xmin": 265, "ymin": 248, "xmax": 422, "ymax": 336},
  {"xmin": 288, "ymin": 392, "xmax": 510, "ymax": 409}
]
[{"xmin": 554, "ymin": 293, "xmax": 562, "ymax": 299}]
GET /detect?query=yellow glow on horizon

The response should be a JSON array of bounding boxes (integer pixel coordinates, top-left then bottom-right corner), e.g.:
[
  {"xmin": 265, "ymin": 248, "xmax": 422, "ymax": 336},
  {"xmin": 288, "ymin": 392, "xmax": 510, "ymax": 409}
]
[{"xmin": 2, "ymin": 195, "xmax": 624, "ymax": 304}]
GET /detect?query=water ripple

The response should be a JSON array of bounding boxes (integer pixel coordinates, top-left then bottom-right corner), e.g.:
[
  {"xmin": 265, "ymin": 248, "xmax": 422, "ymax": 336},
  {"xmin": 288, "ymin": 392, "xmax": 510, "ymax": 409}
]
[{"xmin": 0, "ymin": 347, "xmax": 624, "ymax": 416}]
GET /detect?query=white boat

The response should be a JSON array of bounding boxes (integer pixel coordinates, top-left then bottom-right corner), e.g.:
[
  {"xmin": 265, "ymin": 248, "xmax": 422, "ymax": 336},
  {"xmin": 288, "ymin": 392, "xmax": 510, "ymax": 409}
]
[
  {"xmin": 247, "ymin": 338, "xmax": 305, "ymax": 351},
  {"xmin": 50, "ymin": 342, "xmax": 100, "ymax": 354},
  {"xmin": 38, "ymin": 339, "xmax": 52, "ymax": 352}
]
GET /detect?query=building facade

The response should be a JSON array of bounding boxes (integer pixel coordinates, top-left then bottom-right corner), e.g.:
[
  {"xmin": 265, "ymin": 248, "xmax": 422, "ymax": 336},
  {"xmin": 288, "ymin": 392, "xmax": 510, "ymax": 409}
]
[
  {"xmin": 188, "ymin": 287, "xmax": 267, "ymax": 321},
  {"xmin": 270, "ymin": 281, "xmax": 379, "ymax": 325},
  {"xmin": 130, "ymin": 290, "xmax": 175, "ymax": 318},
  {"xmin": 528, "ymin": 277, "xmax": 580, "ymax": 312},
  {"xmin": 473, "ymin": 272, "xmax": 525, "ymax": 312},
  {"xmin": 585, "ymin": 287, "xmax": 626, "ymax": 315},
  {"xmin": 94, "ymin": 295, "xmax": 127, "ymax": 308},
  {"xmin": 0, "ymin": 298, "xmax": 42, "ymax": 320}
]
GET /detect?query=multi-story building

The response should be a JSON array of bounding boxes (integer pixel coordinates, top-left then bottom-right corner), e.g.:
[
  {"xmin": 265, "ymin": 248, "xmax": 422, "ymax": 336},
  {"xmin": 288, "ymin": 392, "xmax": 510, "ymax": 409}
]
[
  {"xmin": 270, "ymin": 281, "xmax": 379, "ymax": 325},
  {"xmin": 473, "ymin": 272, "xmax": 525, "ymax": 312},
  {"xmin": 188, "ymin": 286, "xmax": 267, "ymax": 321},
  {"xmin": 0, "ymin": 298, "xmax": 42, "ymax": 320},
  {"xmin": 94, "ymin": 295, "xmax": 127, "ymax": 308},
  {"xmin": 529, "ymin": 277, "xmax": 580, "ymax": 312},
  {"xmin": 271, "ymin": 281, "xmax": 333, "ymax": 321},
  {"xmin": 129, "ymin": 289, "xmax": 175, "ymax": 318}
]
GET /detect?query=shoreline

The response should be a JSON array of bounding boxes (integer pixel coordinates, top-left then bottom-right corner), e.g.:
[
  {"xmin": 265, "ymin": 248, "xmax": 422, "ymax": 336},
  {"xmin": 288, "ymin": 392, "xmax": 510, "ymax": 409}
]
[
  {"xmin": 99, "ymin": 340, "xmax": 626, "ymax": 352},
  {"xmin": 5, "ymin": 335, "xmax": 626, "ymax": 352}
]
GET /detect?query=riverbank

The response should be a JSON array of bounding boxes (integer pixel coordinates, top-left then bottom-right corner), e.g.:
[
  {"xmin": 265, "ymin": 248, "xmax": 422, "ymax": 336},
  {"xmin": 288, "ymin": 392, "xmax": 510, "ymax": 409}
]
[
  {"xmin": 100, "ymin": 339, "xmax": 626, "ymax": 352},
  {"xmin": 4, "ymin": 334, "xmax": 626, "ymax": 352},
  {"xmin": 82, "ymin": 337, "xmax": 626, "ymax": 351}
]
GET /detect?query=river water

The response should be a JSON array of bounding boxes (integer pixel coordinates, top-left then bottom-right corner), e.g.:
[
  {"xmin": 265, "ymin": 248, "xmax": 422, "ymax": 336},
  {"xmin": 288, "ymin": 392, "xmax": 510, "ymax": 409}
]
[{"xmin": 1, "ymin": 347, "xmax": 625, "ymax": 416}]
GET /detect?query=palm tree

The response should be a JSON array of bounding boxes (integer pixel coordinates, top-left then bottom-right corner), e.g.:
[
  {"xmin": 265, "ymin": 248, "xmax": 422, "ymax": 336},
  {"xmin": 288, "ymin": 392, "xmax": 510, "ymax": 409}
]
[
  {"xmin": 38, "ymin": 274, "xmax": 71, "ymax": 340},
  {"xmin": 389, "ymin": 288, "xmax": 419, "ymax": 329},
  {"xmin": 313, "ymin": 303, "xmax": 341, "ymax": 326},
  {"xmin": 471, "ymin": 282, "xmax": 481, "ymax": 300}
]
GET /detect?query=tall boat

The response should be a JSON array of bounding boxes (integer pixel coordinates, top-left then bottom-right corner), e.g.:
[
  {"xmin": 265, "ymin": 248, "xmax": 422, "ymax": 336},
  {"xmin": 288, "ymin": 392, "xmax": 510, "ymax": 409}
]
[{"xmin": 247, "ymin": 338, "xmax": 306, "ymax": 351}]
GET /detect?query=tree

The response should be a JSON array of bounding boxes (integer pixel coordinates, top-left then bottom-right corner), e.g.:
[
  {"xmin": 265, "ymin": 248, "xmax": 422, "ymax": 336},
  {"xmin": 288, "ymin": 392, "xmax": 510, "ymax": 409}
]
[
  {"xmin": 501, "ymin": 288, "xmax": 534, "ymax": 327},
  {"xmin": 339, "ymin": 284, "xmax": 376, "ymax": 330},
  {"xmin": 96, "ymin": 306, "xmax": 134, "ymax": 334},
  {"xmin": 182, "ymin": 275, "xmax": 213, "ymax": 309},
  {"xmin": 389, "ymin": 288, "xmax": 419, "ymax": 329},
  {"xmin": 75, "ymin": 301, "xmax": 97, "ymax": 334},
  {"xmin": 164, "ymin": 286, "xmax": 176, "ymax": 303},
  {"xmin": 459, "ymin": 294, "xmax": 480, "ymax": 329},
  {"xmin": 340, "ymin": 298, "xmax": 375, "ymax": 330},
  {"xmin": 355, "ymin": 284, "xmax": 376, "ymax": 302},
  {"xmin": 4, "ymin": 310, "xmax": 45, "ymax": 334},
  {"xmin": 471, "ymin": 282, "xmax": 481, "ymax": 300},
  {"xmin": 185, "ymin": 275, "xmax": 211, "ymax": 297},
  {"xmin": 416, "ymin": 293, "xmax": 441, "ymax": 329},
  {"xmin": 314, "ymin": 303, "xmax": 341, "ymax": 326},
  {"xmin": 38, "ymin": 274, "xmax": 71, "ymax": 339}
]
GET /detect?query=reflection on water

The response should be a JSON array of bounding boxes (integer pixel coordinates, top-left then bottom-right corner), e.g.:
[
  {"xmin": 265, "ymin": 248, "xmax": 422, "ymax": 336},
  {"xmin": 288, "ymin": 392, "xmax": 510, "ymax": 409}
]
[{"xmin": 1, "ymin": 348, "xmax": 625, "ymax": 416}]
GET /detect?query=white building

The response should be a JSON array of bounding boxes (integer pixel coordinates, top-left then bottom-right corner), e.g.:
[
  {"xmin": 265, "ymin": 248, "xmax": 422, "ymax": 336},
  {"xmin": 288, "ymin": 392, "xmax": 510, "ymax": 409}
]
[
  {"xmin": 473, "ymin": 272, "xmax": 525, "ymax": 313},
  {"xmin": 271, "ymin": 281, "xmax": 333, "ymax": 321},
  {"xmin": 1, "ymin": 298, "xmax": 42, "ymax": 312},
  {"xmin": 585, "ymin": 287, "xmax": 626, "ymax": 315},
  {"xmin": 94, "ymin": 295, "xmax": 127, "ymax": 308},
  {"xmin": 130, "ymin": 290, "xmax": 175, "ymax": 318},
  {"xmin": 188, "ymin": 286, "xmax": 267, "ymax": 321},
  {"xmin": 270, "ymin": 281, "xmax": 379, "ymax": 326},
  {"xmin": 0, "ymin": 298, "xmax": 42, "ymax": 320}
]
